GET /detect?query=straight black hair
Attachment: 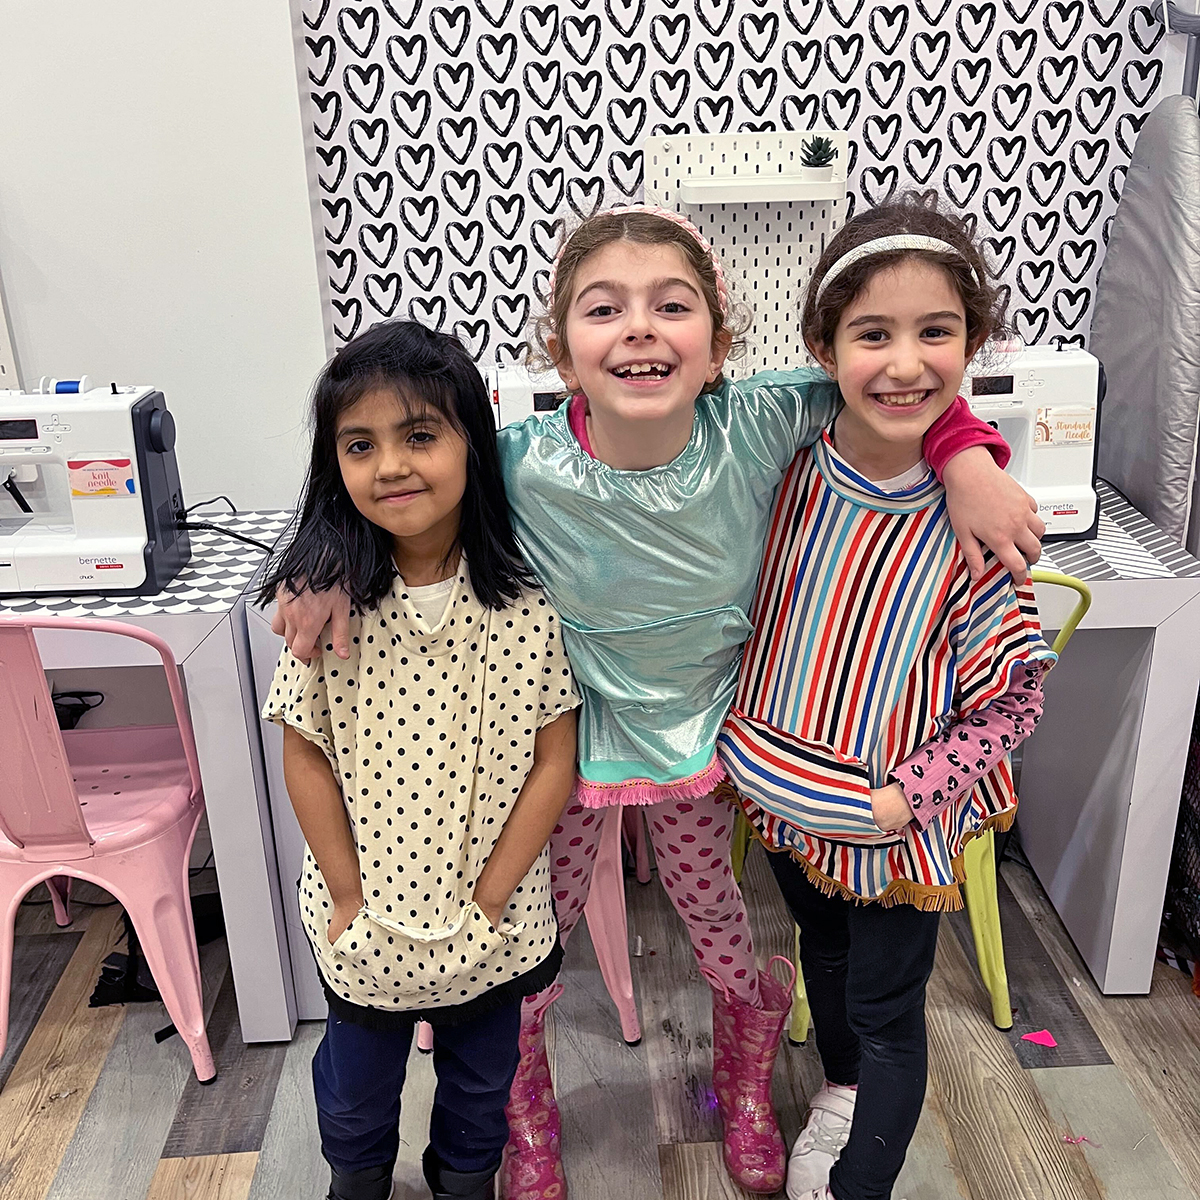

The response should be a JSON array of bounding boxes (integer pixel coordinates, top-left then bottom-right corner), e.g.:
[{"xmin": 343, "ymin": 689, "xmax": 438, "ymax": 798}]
[{"xmin": 259, "ymin": 320, "xmax": 534, "ymax": 611}]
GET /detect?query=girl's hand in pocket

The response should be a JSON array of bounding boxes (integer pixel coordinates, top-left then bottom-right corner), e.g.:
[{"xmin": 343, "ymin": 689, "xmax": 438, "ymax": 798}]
[
  {"xmin": 870, "ymin": 783, "xmax": 914, "ymax": 833},
  {"xmin": 327, "ymin": 897, "xmax": 362, "ymax": 944},
  {"xmin": 475, "ymin": 896, "xmax": 505, "ymax": 930}
]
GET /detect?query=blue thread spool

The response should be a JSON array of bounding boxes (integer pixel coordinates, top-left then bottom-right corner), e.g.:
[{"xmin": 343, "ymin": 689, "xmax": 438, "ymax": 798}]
[{"xmin": 37, "ymin": 376, "xmax": 92, "ymax": 395}]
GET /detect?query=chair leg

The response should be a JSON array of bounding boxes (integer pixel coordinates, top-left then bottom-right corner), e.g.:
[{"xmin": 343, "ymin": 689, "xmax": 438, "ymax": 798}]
[
  {"xmin": 623, "ymin": 807, "xmax": 652, "ymax": 884},
  {"xmin": 730, "ymin": 811, "xmax": 752, "ymax": 885},
  {"xmin": 583, "ymin": 807, "xmax": 642, "ymax": 1045},
  {"xmin": 788, "ymin": 924, "xmax": 812, "ymax": 1046},
  {"xmin": 46, "ymin": 876, "xmax": 73, "ymax": 927},
  {"xmin": 963, "ymin": 830, "xmax": 1013, "ymax": 1030},
  {"xmin": 111, "ymin": 827, "xmax": 217, "ymax": 1083},
  {"xmin": 0, "ymin": 885, "xmax": 20, "ymax": 1061}
]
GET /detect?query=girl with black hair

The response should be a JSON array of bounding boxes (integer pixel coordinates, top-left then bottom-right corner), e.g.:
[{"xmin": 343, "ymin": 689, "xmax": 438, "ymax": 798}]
[{"xmin": 259, "ymin": 320, "xmax": 580, "ymax": 1200}]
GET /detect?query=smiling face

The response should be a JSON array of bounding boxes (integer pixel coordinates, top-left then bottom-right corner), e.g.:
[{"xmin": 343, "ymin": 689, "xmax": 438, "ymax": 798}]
[
  {"xmin": 335, "ymin": 387, "xmax": 468, "ymax": 555},
  {"xmin": 813, "ymin": 258, "xmax": 975, "ymax": 475},
  {"xmin": 550, "ymin": 239, "xmax": 729, "ymax": 427}
]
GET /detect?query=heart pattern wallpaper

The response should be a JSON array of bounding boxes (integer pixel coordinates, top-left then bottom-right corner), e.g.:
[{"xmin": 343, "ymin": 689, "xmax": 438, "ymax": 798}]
[{"xmin": 298, "ymin": 0, "xmax": 1166, "ymax": 363}]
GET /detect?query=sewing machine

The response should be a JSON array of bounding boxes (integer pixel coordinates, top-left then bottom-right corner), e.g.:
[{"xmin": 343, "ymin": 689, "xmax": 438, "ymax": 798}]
[
  {"xmin": 966, "ymin": 342, "xmax": 1104, "ymax": 541},
  {"xmin": 488, "ymin": 365, "xmax": 568, "ymax": 428},
  {"xmin": 0, "ymin": 380, "xmax": 190, "ymax": 594}
]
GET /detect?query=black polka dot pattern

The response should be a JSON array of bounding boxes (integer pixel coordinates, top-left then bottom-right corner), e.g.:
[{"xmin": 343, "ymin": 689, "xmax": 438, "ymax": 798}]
[{"xmin": 263, "ymin": 570, "xmax": 580, "ymax": 1012}]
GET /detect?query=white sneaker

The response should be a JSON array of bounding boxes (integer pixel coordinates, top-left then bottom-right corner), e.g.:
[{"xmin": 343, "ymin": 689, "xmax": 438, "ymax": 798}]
[{"xmin": 786, "ymin": 1084, "xmax": 857, "ymax": 1198}]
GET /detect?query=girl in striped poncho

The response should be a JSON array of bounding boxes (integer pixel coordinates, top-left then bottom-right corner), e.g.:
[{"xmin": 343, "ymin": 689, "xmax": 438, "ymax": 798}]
[{"xmin": 717, "ymin": 194, "xmax": 1056, "ymax": 1200}]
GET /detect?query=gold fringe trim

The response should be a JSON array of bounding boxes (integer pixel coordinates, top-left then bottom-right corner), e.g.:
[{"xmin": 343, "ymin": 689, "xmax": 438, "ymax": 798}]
[{"xmin": 737, "ymin": 799, "xmax": 1017, "ymax": 914}]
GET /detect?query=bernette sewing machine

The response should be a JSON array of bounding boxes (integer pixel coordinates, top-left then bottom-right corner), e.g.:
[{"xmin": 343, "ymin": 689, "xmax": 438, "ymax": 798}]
[
  {"xmin": 966, "ymin": 341, "xmax": 1104, "ymax": 541},
  {"xmin": 0, "ymin": 378, "xmax": 190, "ymax": 595}
]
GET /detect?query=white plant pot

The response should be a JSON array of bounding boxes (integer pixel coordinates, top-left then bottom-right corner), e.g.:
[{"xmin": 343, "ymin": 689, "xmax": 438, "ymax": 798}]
[{"xmin": 800, "ymin": 165, "xmax": 834, "ymax": 182}]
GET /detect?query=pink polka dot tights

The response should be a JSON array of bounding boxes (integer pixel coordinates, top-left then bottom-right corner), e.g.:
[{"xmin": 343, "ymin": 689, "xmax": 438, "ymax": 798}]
[{"xmin": 526, "ymin": 790, "xmax": 761, "ymax": 1014}]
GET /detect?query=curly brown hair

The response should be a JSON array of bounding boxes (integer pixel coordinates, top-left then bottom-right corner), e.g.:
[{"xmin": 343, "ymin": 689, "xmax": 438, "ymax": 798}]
[
  {"xmin": 527, "ymin": 209, "xmax": 752, "ymax": 394},
  {"xmin": 802, "ymin": 191, "xmax": 1009, "ymax": 362}
]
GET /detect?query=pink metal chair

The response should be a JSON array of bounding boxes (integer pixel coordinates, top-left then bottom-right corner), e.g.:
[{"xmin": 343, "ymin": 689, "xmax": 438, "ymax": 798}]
[
  {"xmin": 0, "ymin": 616, "xmax": 216, "ymax": 1083},
  {"xmin": 581, "ymin": 805, "xmax": 643, "ymax": 1045}
]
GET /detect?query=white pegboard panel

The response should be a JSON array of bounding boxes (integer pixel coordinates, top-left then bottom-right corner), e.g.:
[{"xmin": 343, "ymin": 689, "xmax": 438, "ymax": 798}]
[{"xmin": 643, "ymin": 132, "xmax": 849, "ymax": 375}]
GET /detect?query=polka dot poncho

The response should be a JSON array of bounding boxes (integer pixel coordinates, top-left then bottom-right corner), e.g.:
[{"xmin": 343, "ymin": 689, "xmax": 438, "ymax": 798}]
[{"xmin": 263, "ymin": 564, "xmax": 580, "ymax": 1021}]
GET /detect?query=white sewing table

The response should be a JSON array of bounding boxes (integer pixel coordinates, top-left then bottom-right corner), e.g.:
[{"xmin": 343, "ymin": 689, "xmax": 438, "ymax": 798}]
[
  {"xmin": 1021, "ymin": 483, "xmax": 1200, "ymax": 994},
  {"xmin": 0, "ymin": 513, "xmax": 298, "ymax": 1042}
]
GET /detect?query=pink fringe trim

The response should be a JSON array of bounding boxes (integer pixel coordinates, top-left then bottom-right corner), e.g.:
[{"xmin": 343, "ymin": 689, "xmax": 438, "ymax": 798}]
[{"xmin": 575, "ymin": 756, "xmax": 728, "ymax": 809}]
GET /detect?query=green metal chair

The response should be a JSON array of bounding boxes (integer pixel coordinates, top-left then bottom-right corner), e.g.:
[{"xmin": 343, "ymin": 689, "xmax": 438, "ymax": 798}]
[{"xmin": 732, "ymin": 568, "xmax": 1092, "ymax": 1040}]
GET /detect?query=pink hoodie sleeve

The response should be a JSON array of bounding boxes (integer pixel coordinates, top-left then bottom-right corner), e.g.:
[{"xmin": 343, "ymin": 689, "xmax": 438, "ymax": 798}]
[
  {"xmin": 923, "ymin": 395, "xmax": 1011, "ymax": 480},
  {"xmin": 891, "ymin": 664, "xmax": 1046, "ymax": 830}
]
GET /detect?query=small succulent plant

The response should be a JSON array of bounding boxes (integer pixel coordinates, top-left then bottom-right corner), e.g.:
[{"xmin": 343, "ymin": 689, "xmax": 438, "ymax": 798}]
[{"xmin": 800, "ymin": 135, "xmax": 836, "ymax": 168}]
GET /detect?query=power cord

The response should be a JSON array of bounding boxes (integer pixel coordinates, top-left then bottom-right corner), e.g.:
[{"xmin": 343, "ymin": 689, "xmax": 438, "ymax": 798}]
[
  {"xmin": 184, "ymin": 495, "xmax": 237, "ymax": 515},
  {"xmin": 177, "ymin": 520, "xmax": 277, "ymax": 555}
]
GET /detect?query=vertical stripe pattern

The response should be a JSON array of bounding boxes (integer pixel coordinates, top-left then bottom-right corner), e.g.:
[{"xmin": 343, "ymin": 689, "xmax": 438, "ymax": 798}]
[{"xmin": 717, "ymin": 435, "xmax": 1055, "ymax": 909}]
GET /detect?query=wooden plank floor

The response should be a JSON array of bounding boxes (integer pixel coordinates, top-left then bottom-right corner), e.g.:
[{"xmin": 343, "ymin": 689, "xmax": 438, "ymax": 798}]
[{"xmin": 2, "ymin": 849, "xmax": 1198, "ymax": 1200}]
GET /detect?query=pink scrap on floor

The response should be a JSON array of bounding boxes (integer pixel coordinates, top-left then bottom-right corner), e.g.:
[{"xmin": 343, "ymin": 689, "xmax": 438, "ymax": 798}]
[{"xmin": 1021, "ymin": 1029, "xmax": 1058, "ymax": 1047}]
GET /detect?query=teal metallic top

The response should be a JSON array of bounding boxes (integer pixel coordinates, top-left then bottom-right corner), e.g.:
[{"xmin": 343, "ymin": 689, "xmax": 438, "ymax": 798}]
[{"xmin": 497, "ymin": 369, "xmax": 839, "ymax": 807}]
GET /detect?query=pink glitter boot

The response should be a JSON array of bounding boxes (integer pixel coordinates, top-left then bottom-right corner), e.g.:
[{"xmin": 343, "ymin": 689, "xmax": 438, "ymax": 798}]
[
  {"xmin": 709, "ymin": 957, "xmax": 795, "ymax": 1194},
  {"xmin": 499, "ymin": 985, "xmax": 566, "ymax": 1200}
]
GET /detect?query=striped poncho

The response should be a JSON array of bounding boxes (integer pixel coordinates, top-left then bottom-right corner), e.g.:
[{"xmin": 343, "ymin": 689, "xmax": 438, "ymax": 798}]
[{"xmin": 717, "ymin": 432, "xmax": 1056, "ymax": 911}]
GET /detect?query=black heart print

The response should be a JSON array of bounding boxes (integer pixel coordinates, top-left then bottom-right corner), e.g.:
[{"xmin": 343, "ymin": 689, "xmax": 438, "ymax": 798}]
[
  {"xmin": 480, "ymin": 88, "xmax": 520, "ymax": 137},
  {"xmin": 987, "ymin": 135, "xmax": 1027, "ymax": 181},
  {"xmin": 956, "ymin": 3, "xmax": 997, "ymax": 52},
  {"xmin": 489, "ymin": 244, "xmax": 528, "ymax": 288},
  {"xmin": 308, "ymin": 36, "xmax": 337, "ymax": 86},
  {"xmin": 870, "ymin": 6, "xmax": 909, "ymax": 55},
  {"xmin": 607, "ymin": 44, "xmax": 646, "ymax": 90},
  {"xmin": 1039, "ymin": 56, "xmax": 1079, "ymax": 103},
  {"xmin": 651, "ymin": 13, "xmax": 691, "ymax": 63},
  {"xmin": 697, "ymin": 0, "xmax": 735, "ymax": 37},
  {"xmin": 312, "ymin": 91, "xmax": 342, "ymax": 141},
  {"xmin": 476, "ymin": 33, "xmax": 516, "ymax": 82},
  {"xmin": 446, "ymin": 221, "xmax": 485, "ymax": 266},
  {"xmin": 307, "ymin": 0, "xmax": 1160, "ymax": 350},
  {"xmin": 430, "ymin": 5, "xmax": 471, "ymax": 55},
  {"xmin": 354, "ymin": 170, "xmax": 394, "ymax": 218},
  {"xmin": 339, "ymin": 7, "xmax": 380, "ymax": 58},
  {"xmin": 485, "ymin": 193, "xmax": 525, "ymax": 239},
  {"xmin": 323, "ymin": 197, "xmax": 354, "ymax": 244},
  {"xmin": 364, "ymin": 272, "xmax": 404, "ymax": 316},
  {"xmin": 739, "ymin": 12, "xmax": 779, "ymax": 63},
  {"xmin": 608, "ymin": 149, "xmax": 643, "ymax": 195},
  {"xmin": 483, "ymin": 141, "xmax": 523, "ymax": 187},
  {"xmin": 328, "ymin": 247, "xmax": 357, "ymax": 295},
  {"xmin": 408, "ymin": 295, "xmax": 447, "ymax": 331},
  {"xmin": 562, "ymin": 14, "xmax": 602, "ymax": 64}
]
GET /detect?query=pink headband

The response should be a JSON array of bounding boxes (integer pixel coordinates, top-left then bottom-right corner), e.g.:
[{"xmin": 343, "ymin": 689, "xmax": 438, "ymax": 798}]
[{"xmin": 546, "ymin": 204, "xmax": 730, "ymax": 319}]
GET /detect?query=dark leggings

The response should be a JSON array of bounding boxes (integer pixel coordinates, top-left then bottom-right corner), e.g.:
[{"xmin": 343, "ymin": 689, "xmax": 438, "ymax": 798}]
[
  {"xmin": 768, "ymin": 852, "xmax": 941, "ymax": 1200},
  {"xmin": 312, "ymin": 1000, "xmax": 522, "ymax": 1178}
]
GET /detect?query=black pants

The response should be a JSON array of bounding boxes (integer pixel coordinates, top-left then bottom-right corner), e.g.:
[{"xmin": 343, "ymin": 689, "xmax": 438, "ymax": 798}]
[
  {"xmin": 769, "ymin": 853, "xmax": 941, "ymax": 1200},
  {"xmin": 312, "ymin": 1000, "xmax": 522, "ymax": 1178}
]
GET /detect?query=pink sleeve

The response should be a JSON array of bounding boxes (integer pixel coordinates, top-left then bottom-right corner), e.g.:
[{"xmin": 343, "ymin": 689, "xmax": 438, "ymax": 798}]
[
  {"xmin": 567, "ymin": 394, "xmax": 595, "ymax": 457},
  {"xmin": 922, "ymin": 395, "xmax": 1011, "ymax": 480},
  {"xmin": 891, "ymin": 664, "xmax": 1045, "ymax": 830}
]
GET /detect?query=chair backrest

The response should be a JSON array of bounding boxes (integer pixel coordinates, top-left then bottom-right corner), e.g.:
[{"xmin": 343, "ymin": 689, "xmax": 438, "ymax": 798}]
[
  {"xmin": 1028, "ymin": 569, "xmax": 1093, "ymax": 658},
  {"xmin": 0, "ymin": 623, "xmax": 92, "ymax": 859},
  {"xmin": 0, "ymin": 617, "xmax": 203, "ymax": 862}
]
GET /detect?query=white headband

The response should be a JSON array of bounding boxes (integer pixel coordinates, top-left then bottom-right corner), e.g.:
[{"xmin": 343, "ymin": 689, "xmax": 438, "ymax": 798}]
[{"xmin": 814, "ymin": 235, "xmax": 978, "ymax": 303}]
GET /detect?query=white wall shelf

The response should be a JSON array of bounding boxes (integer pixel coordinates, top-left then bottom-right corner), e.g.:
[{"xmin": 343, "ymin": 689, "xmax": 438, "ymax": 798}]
[
  {"xmin": 643, "ymin": 131, "xmax": 850, "ymax": 373},
  {"xmin": 678, "ymin": 177, "xmax": 846, "ymax": 205}
]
